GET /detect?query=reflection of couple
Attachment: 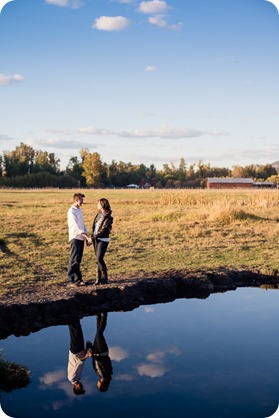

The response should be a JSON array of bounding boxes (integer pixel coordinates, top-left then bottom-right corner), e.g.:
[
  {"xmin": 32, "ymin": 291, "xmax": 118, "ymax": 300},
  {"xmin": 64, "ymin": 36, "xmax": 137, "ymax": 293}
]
[{"xmin": 67, "ymin": 313, "xmax": 113, "ymax": 395}]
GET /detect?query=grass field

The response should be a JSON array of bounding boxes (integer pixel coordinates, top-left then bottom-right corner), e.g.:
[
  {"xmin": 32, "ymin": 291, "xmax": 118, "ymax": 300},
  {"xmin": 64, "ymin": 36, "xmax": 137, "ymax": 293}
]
[{"xmin": 0, "ymin": 188, "xmax": 279, "ymax": 298}]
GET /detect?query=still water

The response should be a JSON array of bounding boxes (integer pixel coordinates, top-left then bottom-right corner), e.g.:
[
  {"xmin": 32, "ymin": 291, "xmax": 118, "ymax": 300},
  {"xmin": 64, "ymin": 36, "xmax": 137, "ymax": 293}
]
[{"xmin": 1, "ymin": 288, "xmax": 279, "ymax": 418}]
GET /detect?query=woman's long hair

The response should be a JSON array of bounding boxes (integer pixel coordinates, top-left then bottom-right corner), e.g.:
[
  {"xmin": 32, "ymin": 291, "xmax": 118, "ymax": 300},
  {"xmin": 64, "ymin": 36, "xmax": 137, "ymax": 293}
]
[{"xmin": 99, "ymin": 198, "xmax": 112, "ymax": 214}]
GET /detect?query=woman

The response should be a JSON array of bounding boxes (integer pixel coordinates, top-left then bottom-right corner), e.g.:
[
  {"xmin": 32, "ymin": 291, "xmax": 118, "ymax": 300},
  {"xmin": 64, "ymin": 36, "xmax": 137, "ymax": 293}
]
[
  {"xmin": 87, "ymin": 313, "xmax": 113, "ymax": 392},
  {"xmin": 92, "ymin": 198, "xmax": 113, "ymax": 285}
]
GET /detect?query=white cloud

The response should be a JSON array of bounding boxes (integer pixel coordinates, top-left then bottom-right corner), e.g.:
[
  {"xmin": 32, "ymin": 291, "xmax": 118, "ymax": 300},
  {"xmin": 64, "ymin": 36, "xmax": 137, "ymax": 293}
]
[
  {"xmin": 143, "ymin": 306, "xmax": 155, "ymax": 313},
  {"xmin": 45, "ymin": 0, "xmax": 68, "ymax": 6},
  {"xmin": 146, "ymin": 348, "xmax": 181, "ymax": 363},
  {"xmin": 79, "ymin": 127, "xmax": 113, "ymax": 136},
  {"xmin": 138, "ymin": 0, "xmax": 169, "ymax": 14},
  {"xmin": 43, "ymin": 128, "xmax": 72, "ymax": 135},
  {"xmin": 137, "ymin": 347, "xmax": 181, "ymax": 378},
  {"xmin": 39, "ymin": 370, "xmax": 66, "ymax": 385},
  {"xmin": 0, "ymin": 73, "xmax": 24, "ymax": 87},
  {"xmin": 26, "ymin": 138, "xmax": 99, "ymax": 149},
  {"xmin": 109, "ymin": 346, "xmax": 129, "ymax": 361},
  {"xmin": 148, "ymin": 14, "xmax": 167, "ymax": 27},
  {"xmin": 169, "ymin": 22, "xmax": 183, "ymax": 30},
  {"xmin": 138, "ymin": 1, "xmax": 182, "ymax": 30},
  {"xmin": 92, "ymin": 16, "xmax": 131, "ymax": 31},
  {"xmin": 146, "ymin": 351, "xmax": 166, "ymax": 363},
  {"xmin": 78, "ymin": 125, "xmax": 227, "ymax": 139},
  {"xmin": 137, "ymin": 363, "xmax": 169, "ymax": 378},
  {"xmin": 119, "ymin": 126, "xmax": 209, "ymax": 139},
  {"xmin": 145, "ymin": 65, "xmax": 157, "ymax": 72},
  {"xmin": 39, "ymin": 369, "xmax": 74, "ymax": 400},
  {"xmin": 148, "ymin": 14, "xmax": 183, "ymax": 30},
  {"xmin": 45, "ymin": 0, "xmax": 84, "ymax": 8},
  {"xmin": 0, "ymin": 134, "xmax": 14, "ymax": 141}
]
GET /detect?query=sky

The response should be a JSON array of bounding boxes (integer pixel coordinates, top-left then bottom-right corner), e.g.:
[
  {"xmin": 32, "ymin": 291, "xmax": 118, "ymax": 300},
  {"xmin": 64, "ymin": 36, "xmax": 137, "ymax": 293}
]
[{"xmin": 0, "ymin": 0, "xmax": 279, "ymax": 170}]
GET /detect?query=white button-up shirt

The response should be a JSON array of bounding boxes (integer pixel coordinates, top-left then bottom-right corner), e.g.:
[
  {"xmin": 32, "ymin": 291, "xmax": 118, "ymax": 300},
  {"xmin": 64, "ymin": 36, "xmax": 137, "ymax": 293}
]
[
  {"xmin": 67, "ymin": 205, "xmax": 88, "ymax": 242},
  {"xmin": 67, "ymin": 350, "xmax": 86, "ymax": 384}
]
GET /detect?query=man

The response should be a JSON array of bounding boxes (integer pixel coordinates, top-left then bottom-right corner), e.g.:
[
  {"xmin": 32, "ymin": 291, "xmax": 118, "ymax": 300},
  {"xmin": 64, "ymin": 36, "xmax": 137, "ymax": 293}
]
[
  {"xmin": 67, "ymin": 193, "xmax": 92, "ymax": 286},
  {"xmin": 67, "ymin": 319, "xmax": 92, "ymax": 395}
]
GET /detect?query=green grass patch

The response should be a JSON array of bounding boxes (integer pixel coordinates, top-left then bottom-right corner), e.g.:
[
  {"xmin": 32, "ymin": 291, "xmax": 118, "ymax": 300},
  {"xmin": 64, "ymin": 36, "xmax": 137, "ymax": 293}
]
[{"xmin": 0, "ymin": 350, "xmax": 30, "ymax": 391}]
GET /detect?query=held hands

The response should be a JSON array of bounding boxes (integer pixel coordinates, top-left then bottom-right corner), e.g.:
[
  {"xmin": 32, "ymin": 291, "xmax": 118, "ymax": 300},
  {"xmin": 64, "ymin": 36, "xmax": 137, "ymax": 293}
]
[
  {"xmin": 84, "ymin": 234, "xmax": 96, "ymax": 247},
  {"xmin": 86, "ymin": 341, "xmax": 93, "ymax": 357},
  {"xmin": 86, "ymin": 235, "xmax": 93, "ymax": 246}
]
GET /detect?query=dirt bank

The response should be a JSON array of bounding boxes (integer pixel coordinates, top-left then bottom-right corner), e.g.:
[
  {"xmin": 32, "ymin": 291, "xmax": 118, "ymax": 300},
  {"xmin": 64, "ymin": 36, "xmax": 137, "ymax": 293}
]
[{"xmin": 0, "ymin": 268, "xmax": 278, "ymax": 340}]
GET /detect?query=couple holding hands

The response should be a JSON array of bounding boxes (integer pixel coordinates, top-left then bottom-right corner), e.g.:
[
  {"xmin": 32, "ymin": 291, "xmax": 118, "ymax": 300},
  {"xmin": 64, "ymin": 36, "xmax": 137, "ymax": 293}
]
[
  {"xmin": 68, "ymin": 313, "xmax": 112, "ymax": 395},
  {"xmin": 67, "ymin": 193, "xmax": 113, "ymax": 287}
]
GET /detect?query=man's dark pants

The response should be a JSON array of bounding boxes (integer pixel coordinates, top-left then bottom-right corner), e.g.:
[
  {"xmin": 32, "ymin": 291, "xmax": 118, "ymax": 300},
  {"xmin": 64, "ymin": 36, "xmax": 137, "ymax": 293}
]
[
  {"xmin": 68, "ymin": 238, "xmax": 84, "ymax": 284},
  {"xmin": 69, "ymin": 320, "xmax": 84, "ymax": 354}
]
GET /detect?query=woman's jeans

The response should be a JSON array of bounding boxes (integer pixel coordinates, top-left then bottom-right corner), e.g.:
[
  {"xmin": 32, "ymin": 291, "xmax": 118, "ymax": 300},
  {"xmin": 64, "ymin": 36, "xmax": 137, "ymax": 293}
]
[{"xmin": 94, "ymin": 239, "xmax": 109, "ymax": 272}]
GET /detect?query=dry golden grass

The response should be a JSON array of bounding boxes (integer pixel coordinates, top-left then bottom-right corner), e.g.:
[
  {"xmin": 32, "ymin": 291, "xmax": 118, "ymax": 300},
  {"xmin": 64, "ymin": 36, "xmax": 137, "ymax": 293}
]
[{"xmin": 0, "ymin": 188, "xmax": 278, "ymax": 297}]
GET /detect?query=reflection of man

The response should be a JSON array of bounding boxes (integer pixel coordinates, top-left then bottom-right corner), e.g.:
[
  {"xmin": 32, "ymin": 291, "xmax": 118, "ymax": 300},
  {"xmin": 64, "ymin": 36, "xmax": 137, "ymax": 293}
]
[
  {"xmin": 67, "ymin": 320, "xmax": 92, "ymax": 395},
  {"xmin": 88, "ymin": 313, "xmax": 113, "ymax": 392}
]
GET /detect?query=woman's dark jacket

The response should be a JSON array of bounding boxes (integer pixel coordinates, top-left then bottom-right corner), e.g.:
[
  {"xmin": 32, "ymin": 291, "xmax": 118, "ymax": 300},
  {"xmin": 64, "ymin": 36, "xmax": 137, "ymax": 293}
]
[{"xmin": 92, "ymin": 212, "xmax": 113, "ymax": 239}]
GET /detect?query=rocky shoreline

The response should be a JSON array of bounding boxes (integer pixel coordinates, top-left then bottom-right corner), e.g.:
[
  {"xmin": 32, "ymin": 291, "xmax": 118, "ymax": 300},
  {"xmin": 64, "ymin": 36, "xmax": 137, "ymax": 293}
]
[{"xmin": 0, "ymin": 268, "xmax": 278, "ymax": 340}]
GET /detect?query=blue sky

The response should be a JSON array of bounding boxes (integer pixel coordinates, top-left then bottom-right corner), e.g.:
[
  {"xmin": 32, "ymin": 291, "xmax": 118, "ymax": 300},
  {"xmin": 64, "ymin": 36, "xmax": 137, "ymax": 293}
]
[{"xmin": 0, "ymin": 0, "xmax": 279, "ymax": 170}]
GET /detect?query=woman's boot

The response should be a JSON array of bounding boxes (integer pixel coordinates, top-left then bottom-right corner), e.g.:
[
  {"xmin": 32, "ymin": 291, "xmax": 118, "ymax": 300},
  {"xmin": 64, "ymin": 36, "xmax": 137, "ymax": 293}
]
[
  {"xmin": 95, "ymin": 267, "xmax": 102, "ymax": 285},
  {"xmin": 101, "ymin": 269, "xmax": 108, "ymax": 284}
]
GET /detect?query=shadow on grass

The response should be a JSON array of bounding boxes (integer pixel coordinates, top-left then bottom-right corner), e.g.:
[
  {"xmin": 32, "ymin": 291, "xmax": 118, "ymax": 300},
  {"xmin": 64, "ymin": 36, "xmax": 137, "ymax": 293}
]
[
  {"xmin": 223, "ymin": 211, "xmax": 269, "ymax": 223},
  {"xmin": 10, "ymin": 232, "xmax": 42, "ymax": 248},
  {"xmin": 1, "ymin": 233, "xmax": 43, "ymax": 253},
  {"xmin": 242, "ymin": 213, "xmax": 269, "ymax": 222},
  {"xmin": 0, "ymin": 239, "xmax": 12, "ymax": 255},
  {"xmin": 12, "ymin": 232, "xmax": 37, "ymax": 238},
  {"xmin": 0, "ymin": 235, "xmax": 54, "ymax": 282}
]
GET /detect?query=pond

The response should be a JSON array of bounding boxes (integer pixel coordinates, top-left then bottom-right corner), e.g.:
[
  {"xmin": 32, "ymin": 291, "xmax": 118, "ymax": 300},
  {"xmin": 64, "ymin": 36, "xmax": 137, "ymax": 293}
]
[{"xmin": 1, "ymin": 288, "xmax": 279, "ymax": 418}]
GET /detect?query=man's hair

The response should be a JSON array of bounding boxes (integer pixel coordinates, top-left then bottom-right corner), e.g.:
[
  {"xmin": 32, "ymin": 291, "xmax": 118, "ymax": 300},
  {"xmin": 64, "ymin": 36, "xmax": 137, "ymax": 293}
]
[
  {"xmin": 73, "ymin": 382, "xmax": 85, "ymax": 395},
  {"xmin": 73, "ymin": 193, "xmax": 85, "ymax": 202}
]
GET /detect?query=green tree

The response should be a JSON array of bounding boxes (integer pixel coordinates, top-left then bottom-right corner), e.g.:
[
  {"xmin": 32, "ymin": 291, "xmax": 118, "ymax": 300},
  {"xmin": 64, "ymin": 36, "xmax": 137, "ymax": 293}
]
[
  {"xmin": 186, "ymin": 163, "xmax": 196, "ymax": 182},
  {"xmin": 80, "ymin": 148, "xmax": 90, "ymax": 162},
  {"xmin": 66, "ymin": 156, "xmax": 86, "ymax": 187},
  {"xmin": 3, "ymin": 143, "xmax": 35, "ymax": 177},
  {"xmin": 106, "ymin": 160, "xmax": 118, "ymax": 187},
  {"xmin": 114, "ymin": 161, "xmax": 130, "ymax": 187},
  {"xmin": 162, "ymin": 163, "xmax": 175, "ymax": 182},
  {"xmin": 33, "ymin": 150, "xmax": 60, "ymax": 174},
  {"xmin": 232, "ymin": 165, "xmax": 256, "ymax": 178},
  {"xmin": 0, "ymin": 155, "xmax": 3, "ymax": 177},
  {"xmin": 255, "ymin": 164, "xmax": 277, "ymax": 180},
  {"xmin": 177, "ymin": 158, "xmax": 187, "ymax": 185},
  {"xmin": 267, "ymin": 174, "xmax": 279, "ymax": 186},
  {"xmin": 147, "ymin": 163, "xmax": 156, "ymax": 178},
  {"xmin": 82, "ymin": 152, "xmax": 104, "ymax": 187}
]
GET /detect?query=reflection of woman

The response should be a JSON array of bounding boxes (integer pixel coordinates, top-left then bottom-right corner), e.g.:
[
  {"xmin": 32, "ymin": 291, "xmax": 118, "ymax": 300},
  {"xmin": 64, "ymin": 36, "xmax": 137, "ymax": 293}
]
[
  {"xmin": 92, "ymin": 198, "xmax": 113, "ymax": 285},
  {"xmin": 67, "ymin": 320, "xmax": 91, "ymax": 395},
  {"xmin": 89, "ymin": 313, "xmax": 113, "ymax": 392}
]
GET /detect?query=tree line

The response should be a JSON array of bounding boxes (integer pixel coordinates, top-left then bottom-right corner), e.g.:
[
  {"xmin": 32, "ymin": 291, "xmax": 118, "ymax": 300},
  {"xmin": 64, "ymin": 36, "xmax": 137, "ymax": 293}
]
[{"xmin": 0, "ymin": 142, "xmax": 278, "ymax": 188}]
